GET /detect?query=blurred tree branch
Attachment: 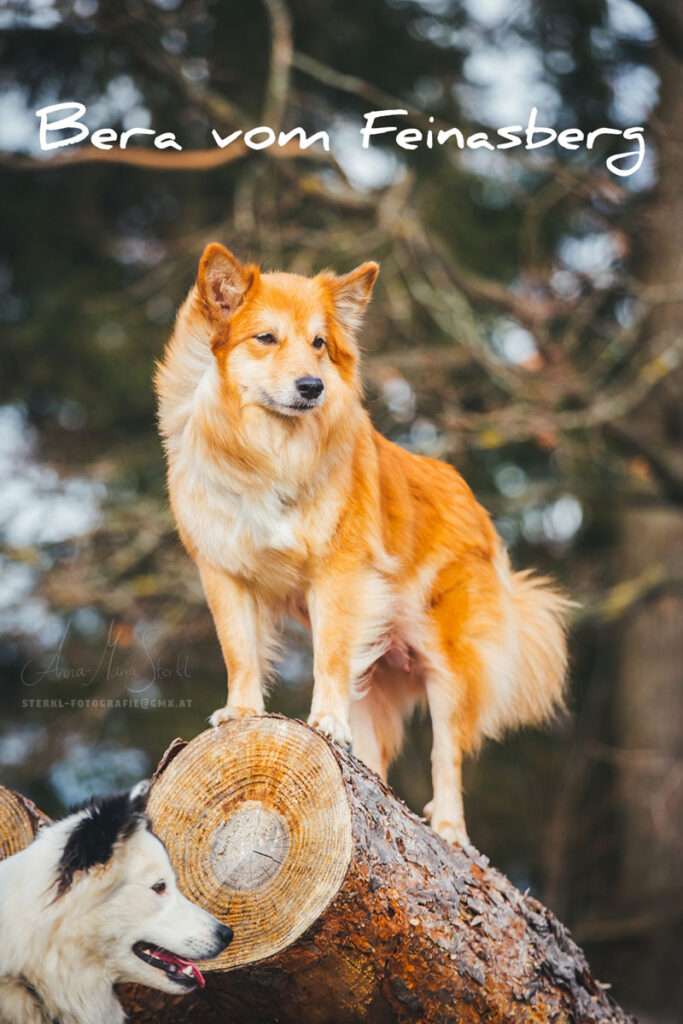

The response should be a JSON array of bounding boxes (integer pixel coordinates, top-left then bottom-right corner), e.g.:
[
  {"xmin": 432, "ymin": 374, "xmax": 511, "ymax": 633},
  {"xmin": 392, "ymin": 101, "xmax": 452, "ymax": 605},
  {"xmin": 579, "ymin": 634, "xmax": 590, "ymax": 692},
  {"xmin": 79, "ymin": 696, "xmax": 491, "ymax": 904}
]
[{"xmin": 0, "ymin": 140, "xmax": 329, "ymax": 172}]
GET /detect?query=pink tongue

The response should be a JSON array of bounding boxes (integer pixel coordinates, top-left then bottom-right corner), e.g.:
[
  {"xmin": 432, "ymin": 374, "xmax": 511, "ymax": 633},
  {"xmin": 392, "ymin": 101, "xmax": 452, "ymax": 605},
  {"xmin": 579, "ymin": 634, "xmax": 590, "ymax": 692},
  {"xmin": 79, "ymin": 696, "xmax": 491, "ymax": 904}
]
[{"xmin": 153, "ymin": 950, "xmax": 206, "ymax": 989}]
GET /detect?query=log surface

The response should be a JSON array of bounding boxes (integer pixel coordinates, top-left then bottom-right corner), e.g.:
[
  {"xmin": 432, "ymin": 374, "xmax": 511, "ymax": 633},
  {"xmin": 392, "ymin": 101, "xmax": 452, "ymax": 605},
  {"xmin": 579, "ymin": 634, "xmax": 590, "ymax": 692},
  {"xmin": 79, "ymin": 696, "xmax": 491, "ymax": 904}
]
[
  {"xmin": 120, "ymin": 716, "xmax": 633, "ymax": 1024},
  {"xmin": 0, "ymin": 717, "xmax": 634, "ymax": 1023}
]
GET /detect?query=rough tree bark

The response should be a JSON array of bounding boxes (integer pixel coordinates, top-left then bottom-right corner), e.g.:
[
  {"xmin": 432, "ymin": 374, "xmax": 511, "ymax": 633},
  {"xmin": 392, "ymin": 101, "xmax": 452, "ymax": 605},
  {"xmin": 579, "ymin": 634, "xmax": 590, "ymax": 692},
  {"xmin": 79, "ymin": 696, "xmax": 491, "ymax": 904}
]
[{"xmin": 1, "ymin": 717, "xmax": 633, "ymax": 1023}]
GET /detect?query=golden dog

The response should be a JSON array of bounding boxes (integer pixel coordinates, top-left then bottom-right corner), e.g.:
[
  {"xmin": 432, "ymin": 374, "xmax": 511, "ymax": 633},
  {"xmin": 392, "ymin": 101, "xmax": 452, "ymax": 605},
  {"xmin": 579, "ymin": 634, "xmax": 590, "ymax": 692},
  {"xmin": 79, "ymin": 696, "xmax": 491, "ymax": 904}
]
[{"xmin": 156, "ymin": 243, "xmax": 569, "ymax": 844}]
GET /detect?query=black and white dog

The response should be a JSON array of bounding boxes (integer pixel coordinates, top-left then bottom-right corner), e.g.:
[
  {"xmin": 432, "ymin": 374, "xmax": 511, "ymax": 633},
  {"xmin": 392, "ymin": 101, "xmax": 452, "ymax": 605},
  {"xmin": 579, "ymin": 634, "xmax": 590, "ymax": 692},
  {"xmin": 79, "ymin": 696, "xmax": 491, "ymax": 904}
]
[{"xmin": 0, "ymin": 783, "xmax": 232, "ymax": 1024}]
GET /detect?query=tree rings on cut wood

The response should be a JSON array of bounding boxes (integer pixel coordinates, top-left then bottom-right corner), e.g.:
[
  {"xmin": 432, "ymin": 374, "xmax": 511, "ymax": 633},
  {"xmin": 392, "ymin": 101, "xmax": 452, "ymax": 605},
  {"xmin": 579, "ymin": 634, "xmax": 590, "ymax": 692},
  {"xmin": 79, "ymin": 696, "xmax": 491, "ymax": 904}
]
[
  {"xmin": 147, "ymin": 716, "xmax": 353, "ymax": 971},
  {"xmin": 0, "ymin": 785, "xmax": 48, "ymax": 862}
]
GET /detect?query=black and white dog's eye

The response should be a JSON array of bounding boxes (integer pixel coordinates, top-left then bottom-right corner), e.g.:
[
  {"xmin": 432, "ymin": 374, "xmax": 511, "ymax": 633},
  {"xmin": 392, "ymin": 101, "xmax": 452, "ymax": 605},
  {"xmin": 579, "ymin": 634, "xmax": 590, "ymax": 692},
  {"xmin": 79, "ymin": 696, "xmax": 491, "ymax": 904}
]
[
  {"xmin": 151, "ymin": 881, "xmax": 167, "ymax": 894},
  {"xmin": 312, "ymin": 336, "xmax": 326, "ymax": 350},
  {"xmin": 255, "ymin": 332, "xmax": 277, "ymax": 345}
]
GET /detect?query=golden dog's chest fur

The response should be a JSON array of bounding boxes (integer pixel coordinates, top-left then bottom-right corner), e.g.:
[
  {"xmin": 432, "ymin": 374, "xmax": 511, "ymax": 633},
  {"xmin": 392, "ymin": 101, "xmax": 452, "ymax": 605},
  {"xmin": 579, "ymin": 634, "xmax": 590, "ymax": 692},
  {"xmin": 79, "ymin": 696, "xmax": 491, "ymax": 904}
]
[{"xmin": 156, "ymin": 243, "xmax": 570, "ymax": 845}]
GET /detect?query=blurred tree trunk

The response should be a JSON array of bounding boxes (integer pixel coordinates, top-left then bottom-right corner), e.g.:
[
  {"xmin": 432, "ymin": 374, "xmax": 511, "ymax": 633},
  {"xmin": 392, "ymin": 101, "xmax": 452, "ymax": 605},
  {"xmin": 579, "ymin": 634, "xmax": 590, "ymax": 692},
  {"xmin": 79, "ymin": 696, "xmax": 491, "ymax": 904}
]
[
  {"xmin": 617, "ymin": 510, "xmax": 683, "ymax": 895},
  {"xmin": 611, "ymin": 17, "xmax": 683, "ymax": 1003}
]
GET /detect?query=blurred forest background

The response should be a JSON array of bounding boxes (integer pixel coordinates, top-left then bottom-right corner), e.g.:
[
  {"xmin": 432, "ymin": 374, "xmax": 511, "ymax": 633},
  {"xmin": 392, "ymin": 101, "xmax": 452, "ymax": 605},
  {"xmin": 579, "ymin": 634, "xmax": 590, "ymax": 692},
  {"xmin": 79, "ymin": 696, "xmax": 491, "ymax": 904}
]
[{"xmin": 1, "ymin": 0, "xmax": 682, "ymax": 1019}]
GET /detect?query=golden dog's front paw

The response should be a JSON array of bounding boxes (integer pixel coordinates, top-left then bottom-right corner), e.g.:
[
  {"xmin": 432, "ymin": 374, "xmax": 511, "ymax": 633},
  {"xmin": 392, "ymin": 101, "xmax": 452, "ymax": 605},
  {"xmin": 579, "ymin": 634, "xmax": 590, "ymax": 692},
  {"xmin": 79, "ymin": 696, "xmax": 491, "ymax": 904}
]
[
  {"xmin": 209, "ymin": 705, "xmax": 262, "ymax": 728},
  {"xmin": 308, "ymin": 712, "xmax": 352, "ymax": 750}
]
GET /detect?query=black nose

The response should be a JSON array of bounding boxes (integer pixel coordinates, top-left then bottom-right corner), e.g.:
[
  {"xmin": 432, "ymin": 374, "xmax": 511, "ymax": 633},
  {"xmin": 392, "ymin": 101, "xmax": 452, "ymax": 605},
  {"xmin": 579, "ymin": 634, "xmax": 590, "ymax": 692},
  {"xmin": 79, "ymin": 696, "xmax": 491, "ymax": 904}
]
[
  {"xmin": 295, "ymin": 376, "xmax": 324, "ymax": 400},
  {"xmin": 215, "ymin": 923, "xmax": 233, "ymax": 947}
]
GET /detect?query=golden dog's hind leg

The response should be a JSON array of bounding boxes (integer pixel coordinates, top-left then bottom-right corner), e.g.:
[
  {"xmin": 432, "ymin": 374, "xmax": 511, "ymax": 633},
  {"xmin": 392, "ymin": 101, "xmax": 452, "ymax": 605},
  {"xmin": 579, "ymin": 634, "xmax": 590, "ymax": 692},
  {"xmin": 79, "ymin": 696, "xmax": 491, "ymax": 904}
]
[
  {"xmin": 198, "ymin": 560, "xmax": 278, "ymax": 727},
  {"xmin": 423, "ymin": 674, "xmax": 470, "ymax": 846},
  {"xmin": 349, "ymin": 693, "xmax": 391, "ymax": 779},
  {"xmin": 349, "ymin": 664, "xmax": 419, "ymax": 780},
  {"xmin": 421, "ymin": 562, "xmax": 497, "ymax": 847},
  {"xmin": 307, "ymin": 569, "xmax": 392, "ymax": 751}
]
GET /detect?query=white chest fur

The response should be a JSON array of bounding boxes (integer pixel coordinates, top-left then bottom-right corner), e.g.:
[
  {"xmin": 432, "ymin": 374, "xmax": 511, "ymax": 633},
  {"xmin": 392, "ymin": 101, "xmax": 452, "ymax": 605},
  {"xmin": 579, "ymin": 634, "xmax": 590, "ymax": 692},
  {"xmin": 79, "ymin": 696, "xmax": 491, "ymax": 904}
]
[{"xmin": 175, "ymin": 460, "xmax": 308, "ymax": 579}]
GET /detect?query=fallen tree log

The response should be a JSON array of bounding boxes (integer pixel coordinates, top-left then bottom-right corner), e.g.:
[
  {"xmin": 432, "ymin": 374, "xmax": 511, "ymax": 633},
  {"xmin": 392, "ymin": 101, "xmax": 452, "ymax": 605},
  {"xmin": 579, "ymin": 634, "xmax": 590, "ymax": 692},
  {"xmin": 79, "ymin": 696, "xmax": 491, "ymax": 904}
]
[{"xmin": 0, "ymin": 717, "xmax": 633, "ymax": 1023}]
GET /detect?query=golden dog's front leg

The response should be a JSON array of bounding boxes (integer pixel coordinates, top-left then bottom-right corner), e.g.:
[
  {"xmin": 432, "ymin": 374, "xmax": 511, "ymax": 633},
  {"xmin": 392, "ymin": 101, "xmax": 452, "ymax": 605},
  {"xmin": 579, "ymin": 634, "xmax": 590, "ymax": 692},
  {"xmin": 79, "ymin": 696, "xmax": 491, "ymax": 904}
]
[
  {"xmin": 307, "ymin": 570, "xmax": 392, "ymax": 751},
  {"xmin": 198, "ymin": 560, "xmax": 276, "ymax": 727}
]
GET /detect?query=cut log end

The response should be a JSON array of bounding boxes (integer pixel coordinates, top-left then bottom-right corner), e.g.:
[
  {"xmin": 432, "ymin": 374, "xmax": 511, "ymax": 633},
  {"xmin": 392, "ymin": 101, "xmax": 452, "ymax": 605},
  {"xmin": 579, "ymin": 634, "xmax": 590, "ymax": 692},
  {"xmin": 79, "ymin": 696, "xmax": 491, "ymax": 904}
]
[
  {"xmin": 0, "ymin": 786, "xmax": 47, "ymax": 861},
  {"xmin": 147, "ymin": 717, "xmax": 352, "ymax": 971}
]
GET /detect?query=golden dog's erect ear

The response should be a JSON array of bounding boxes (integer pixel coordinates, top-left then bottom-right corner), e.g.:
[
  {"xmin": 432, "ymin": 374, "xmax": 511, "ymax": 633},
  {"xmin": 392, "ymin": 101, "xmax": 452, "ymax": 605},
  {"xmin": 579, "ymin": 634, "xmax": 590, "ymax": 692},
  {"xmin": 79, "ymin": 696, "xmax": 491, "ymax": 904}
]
[
  {"xmin": 197, "ymin": 243, "xmax": 258, "ymax": 322},
  {"xmin": 327, "ymin": 261, "xmax": 379, "ymax": 336}
]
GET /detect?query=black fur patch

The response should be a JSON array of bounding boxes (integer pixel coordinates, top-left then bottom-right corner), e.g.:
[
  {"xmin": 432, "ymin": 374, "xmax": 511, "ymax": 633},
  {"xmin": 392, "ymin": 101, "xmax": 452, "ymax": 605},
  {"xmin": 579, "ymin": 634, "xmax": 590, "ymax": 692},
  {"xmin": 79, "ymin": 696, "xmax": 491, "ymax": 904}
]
[{"xmin": 55, "ymin": 785, "xmax": 150, "ymax": 897}]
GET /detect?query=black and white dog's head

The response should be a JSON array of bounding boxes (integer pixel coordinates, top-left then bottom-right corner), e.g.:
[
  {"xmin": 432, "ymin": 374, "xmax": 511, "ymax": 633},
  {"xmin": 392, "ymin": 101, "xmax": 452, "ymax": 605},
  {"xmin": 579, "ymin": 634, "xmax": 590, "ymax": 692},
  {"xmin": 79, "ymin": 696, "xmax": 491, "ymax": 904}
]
[
  {"xmin": 0, "ymin": 781, "xmax": 233, "ymax": 1024},
  {"xmin": 52, "ymin": 781, "xmax": 232, "ymax": 993}
]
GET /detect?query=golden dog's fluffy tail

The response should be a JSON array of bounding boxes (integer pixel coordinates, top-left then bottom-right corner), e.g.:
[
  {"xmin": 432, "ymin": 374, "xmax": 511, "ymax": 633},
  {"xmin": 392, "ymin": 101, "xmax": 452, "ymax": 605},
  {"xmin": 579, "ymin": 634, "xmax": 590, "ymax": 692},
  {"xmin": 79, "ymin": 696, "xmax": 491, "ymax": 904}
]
[
  {"xmin": 506, "ymin": 568, "xmax": 571, "ymax": 729},
  {"xmin": 478, "ymin": 552, "xmax": 571, "ymax": 742}
]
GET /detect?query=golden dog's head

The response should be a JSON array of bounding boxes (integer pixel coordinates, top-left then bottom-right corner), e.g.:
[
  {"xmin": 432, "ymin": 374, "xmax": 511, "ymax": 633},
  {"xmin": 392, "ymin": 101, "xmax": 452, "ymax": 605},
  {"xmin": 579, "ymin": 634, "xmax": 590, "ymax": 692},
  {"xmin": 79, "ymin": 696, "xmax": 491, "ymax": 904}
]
[{"xmin": 195, "ymin": 243, "xmax": 378, "ymax": 419}]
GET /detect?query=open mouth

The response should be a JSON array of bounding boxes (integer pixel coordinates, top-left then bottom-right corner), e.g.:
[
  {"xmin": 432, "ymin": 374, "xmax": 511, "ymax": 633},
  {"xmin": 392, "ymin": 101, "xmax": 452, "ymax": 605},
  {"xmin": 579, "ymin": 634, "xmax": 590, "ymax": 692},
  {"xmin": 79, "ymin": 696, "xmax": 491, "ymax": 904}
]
[{"xmin": 132, "ymin": 942, "xmax": 206, "ymax": 990}]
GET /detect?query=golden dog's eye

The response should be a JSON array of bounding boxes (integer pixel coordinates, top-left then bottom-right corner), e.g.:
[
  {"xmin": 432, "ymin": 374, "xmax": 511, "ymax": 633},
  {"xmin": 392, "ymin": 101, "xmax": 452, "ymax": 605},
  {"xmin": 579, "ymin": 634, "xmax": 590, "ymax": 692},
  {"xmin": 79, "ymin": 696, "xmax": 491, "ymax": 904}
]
[
  {"xmin": 312, "ymin": 336, "xmax": 326, "ymax": 350},
  {"xmin": 255, "ymin": 332, "xmax": 277, "ymax": 345},
  {"xmin": 152, "ymin": 881, "xmax": 167, "ymax": 894}
]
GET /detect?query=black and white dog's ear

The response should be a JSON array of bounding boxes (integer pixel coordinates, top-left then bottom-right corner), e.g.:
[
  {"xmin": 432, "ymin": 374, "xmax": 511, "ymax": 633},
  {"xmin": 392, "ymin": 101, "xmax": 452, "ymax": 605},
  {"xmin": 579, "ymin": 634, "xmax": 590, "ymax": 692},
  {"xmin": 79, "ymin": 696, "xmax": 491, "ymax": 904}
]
[
  {"xmin": 129, "ymin": 779, "xmax": 151, "ymax": 813},
  {"xmin": 56, "ymin": 787, "xmax": 150, "ymax": 896}
]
